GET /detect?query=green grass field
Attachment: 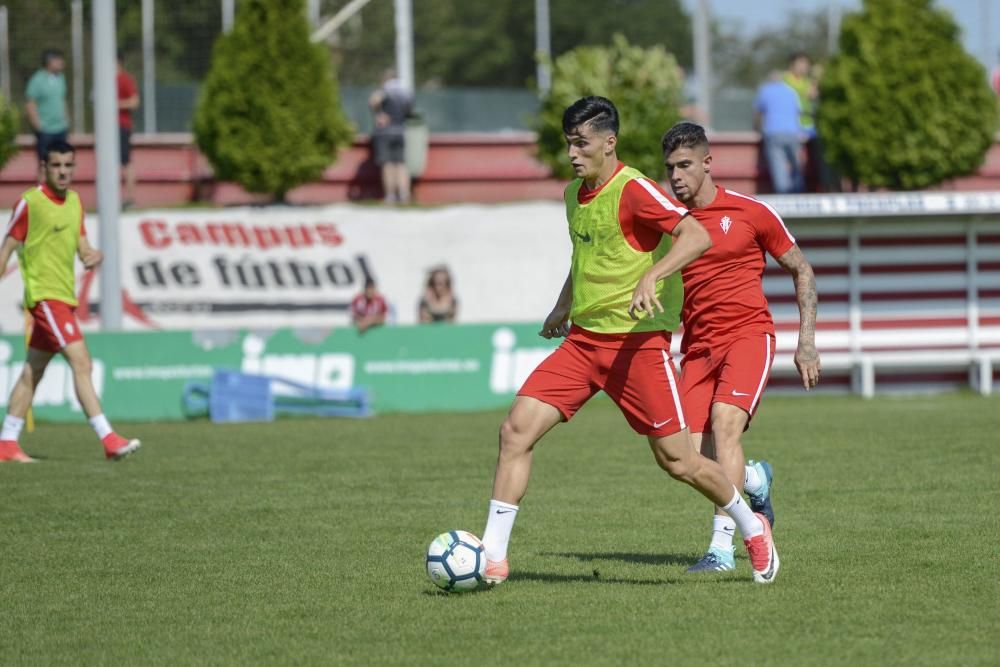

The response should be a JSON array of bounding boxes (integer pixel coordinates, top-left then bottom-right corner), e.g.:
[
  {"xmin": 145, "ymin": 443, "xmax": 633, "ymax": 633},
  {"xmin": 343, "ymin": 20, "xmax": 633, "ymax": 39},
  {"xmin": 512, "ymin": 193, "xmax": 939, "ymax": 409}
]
[{"xmin": 3, "ymin": 394, "xmax": 999, "ymax": 665}]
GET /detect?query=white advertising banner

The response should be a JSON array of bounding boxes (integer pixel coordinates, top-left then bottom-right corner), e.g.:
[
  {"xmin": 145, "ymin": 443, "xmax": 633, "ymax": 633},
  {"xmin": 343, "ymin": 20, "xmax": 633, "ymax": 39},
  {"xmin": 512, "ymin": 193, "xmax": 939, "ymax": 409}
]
[
  {"xmin": 0, "ymin": 202, "xmax": 573, "ymax": 331},
  {"xmin": 4, "ymin": 191, "xmax": 1000, "ymax": 333}
]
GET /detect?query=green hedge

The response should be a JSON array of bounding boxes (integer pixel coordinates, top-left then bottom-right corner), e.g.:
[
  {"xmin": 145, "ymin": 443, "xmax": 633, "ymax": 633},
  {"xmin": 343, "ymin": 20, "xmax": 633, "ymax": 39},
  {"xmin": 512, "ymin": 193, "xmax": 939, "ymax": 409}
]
[
  {"xmin": 193, "ymin": 0, "xmax": 353, "ymax": 201},
  {"xmin": 0, "ymin": 95, "xmax": 19, "ymax": 171},
  {"xmin": 535, "ymin": 34, "xmax": 683, "ymax": 181},
  {"xmin": 818, "ymin": 0, "xmax": 998, "ymax": 190}
]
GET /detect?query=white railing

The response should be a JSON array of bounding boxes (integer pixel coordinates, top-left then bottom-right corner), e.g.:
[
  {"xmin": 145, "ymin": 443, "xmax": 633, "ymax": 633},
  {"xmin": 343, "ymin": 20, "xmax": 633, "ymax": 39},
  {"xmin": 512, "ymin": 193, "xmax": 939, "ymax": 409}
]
[{"xmin": 758, "ymin": 193, "xmax": 1000, "ymax": 397}]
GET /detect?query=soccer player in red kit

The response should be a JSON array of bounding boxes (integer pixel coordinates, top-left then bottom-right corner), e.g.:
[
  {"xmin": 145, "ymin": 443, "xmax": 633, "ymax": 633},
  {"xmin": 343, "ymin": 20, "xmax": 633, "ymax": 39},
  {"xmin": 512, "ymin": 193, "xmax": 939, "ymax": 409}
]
[
  {"xmin": 661, "ymin": 122, "xmax": 819, "ymax": 573},
  {"xmin": 0, "ymin": 140, "xmax": 140, "ymax": 463},
  {"xmin": 479, "ymin": 98, "xmax": 779, "ymax": 586}
]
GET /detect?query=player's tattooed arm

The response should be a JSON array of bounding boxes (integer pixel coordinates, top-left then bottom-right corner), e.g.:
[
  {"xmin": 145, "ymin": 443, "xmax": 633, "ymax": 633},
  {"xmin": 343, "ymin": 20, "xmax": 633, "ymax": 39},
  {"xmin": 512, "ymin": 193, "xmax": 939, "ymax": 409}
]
[{"xmin": 776, "ymin": 244, "xmax": 820, "ymax": 389}]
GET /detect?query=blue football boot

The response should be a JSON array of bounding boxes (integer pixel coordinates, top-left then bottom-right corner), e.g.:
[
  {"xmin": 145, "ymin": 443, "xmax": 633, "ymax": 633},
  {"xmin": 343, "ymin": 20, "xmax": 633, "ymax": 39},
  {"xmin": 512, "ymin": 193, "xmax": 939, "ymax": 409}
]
[
  {"xmin": 746, "ymin": 459, "xmax": 774, "ymax": 528},
  {"xmin": 685, "ymin": 546, "xmax": 736, "ymax": 573}
]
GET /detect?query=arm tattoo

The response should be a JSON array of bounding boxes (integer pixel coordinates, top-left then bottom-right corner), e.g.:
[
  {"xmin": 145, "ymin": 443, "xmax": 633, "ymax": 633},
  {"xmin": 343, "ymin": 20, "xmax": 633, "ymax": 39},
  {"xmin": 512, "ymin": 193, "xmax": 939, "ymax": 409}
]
[{"xmin": 776, "ymin": 246, "xmax": 817, "ymax": 347}]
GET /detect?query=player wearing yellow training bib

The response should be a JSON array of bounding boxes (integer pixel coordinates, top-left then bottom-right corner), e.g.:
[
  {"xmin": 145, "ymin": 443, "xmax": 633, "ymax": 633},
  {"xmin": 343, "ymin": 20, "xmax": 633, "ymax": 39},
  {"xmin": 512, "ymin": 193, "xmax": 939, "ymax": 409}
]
[
  {"xmin": 477, "ymin": 97, "xmax": 780, "ymax": 586},
  {"xmin": 0, "ymin": 140, "xmax": 140, "ymax": 463}
]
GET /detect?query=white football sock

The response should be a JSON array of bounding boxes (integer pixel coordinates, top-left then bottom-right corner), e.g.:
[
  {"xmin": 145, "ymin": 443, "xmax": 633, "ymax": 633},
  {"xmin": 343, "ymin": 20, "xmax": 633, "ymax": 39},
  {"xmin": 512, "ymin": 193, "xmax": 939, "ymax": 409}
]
[
  {"xmin": 482, "ymin": 499, "xmax": 519, "ymax": 562},
  {"xmin": 1, "ymin": 414, "xmax": 25, "ymax": 442},
  {"xmin": 89, "ymin": 414, "xmax": 113, "ymax": 440},
  {"xmin": 709, "ymin": 514, "xmax": 736, "ymax": 552},
  {"xmin": 723, "ymin": 489, "xmax": 764, "ymax": 539},
  {"xmin": 744, "ymin": 464, "xmax": 763, "ymax": 495}
]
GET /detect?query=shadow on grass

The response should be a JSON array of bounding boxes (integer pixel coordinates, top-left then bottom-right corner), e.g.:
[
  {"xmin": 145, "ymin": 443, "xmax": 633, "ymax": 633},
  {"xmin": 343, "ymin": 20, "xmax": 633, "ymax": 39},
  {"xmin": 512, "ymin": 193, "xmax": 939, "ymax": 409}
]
[
  {"xmin": 541, "ymin": 551, "xmax": 696, "ymax": 566},
  {"xmin": 516, "ymin": 570, "xmax": 672, "ymax": 586},
  {"xmin": 421, "ymin": 587, "xmax": 492, "ymax": 597},
  {"xmin": 419, "ymin": 567, "xmax": 747, "ymax": 594},
  {"xmin": 515, "ymin": 570, "xmax": 746, "ymax": 586}
]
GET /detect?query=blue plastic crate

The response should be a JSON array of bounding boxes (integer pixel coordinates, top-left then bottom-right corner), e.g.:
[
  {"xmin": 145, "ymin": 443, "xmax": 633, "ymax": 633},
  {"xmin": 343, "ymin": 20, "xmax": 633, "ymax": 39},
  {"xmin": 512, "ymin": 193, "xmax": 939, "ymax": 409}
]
[
  {"xmin": 208, "ymin": 369, "xmax": 274, "ymax": 423},
  {"xmin": 181, "ymin": 369, "xmax": 371, "ymax": 423}
]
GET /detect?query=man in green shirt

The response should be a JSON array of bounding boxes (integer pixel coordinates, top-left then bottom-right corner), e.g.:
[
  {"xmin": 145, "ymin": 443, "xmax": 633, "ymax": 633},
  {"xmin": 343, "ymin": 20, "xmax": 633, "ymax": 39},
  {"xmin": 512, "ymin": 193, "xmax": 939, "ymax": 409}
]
[{"xmin": 26, "ymin": 49, "xmax": 70, "ymax": 166}]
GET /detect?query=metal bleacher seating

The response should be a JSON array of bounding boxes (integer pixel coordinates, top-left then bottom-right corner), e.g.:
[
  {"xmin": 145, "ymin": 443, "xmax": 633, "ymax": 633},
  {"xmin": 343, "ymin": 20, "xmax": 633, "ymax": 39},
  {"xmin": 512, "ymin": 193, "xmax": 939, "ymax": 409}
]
[{"xmin": 762, "ymin": 214, "xmax": 1000, "ymax": 397}]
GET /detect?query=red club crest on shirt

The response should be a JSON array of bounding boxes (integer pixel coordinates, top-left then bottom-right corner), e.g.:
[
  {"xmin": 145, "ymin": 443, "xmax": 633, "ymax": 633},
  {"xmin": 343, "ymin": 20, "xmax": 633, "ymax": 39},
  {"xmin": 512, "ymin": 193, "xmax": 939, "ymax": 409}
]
[{"xmin": 720, "ymin": 216, "xmax": 732, "ymax": 234}]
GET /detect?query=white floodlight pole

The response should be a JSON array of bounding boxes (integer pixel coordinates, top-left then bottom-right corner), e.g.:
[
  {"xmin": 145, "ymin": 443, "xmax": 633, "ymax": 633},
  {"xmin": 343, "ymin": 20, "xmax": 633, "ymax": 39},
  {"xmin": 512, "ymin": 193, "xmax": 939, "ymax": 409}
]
[
  {"xmin": 693, "ymin": 0, "xmax": 712, "ymax": 128},
  {"xmin": 92, "ymin": 0, "xmax": 123, "ymax": 330},
  {"xmin": 222, "ymin": 0, "xmax": 235, "ymax": 33},
  {"xmin": 143, "ymin": 0, "xmax": 157, "ymax": 132},
  {"xmin": 535, "ymin": 0, "xmax": 551, "ymax": 96},
  {"xmin": 980, "ymin": 0, "xmax": 991, "ymax": 71},
  {"xmin": 827, "ymin": 2, "xmax": 841, "ymax": 54},
  {"xmin": 72, "ymin": 1, "xmax": 84, "ymax": 132},
  {"xmin": 0, "ymin": 7, "xmax": 10, "ymax": 100},
  {"xmin": 394, "ymin": 0, "xmax": 414, "ymax": 92}
]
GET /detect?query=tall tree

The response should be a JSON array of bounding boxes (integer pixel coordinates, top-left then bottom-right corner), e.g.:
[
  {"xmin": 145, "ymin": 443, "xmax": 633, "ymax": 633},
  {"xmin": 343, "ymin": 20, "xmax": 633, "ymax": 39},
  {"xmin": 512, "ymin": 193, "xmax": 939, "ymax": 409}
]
[
  {"xmin": 193, "ymin": 0, "xmax": 353, "ymax": 201},
  {"xmin": 0, "ymin": 95, "xmax": 19, "ymax": 169},
  {"xmin": 818, "ymin": 0, "xmax": 998, "ymax": 190},
  {"xmin": 535, "ymin": 35, "xmax": 684, "ymax": 180}
]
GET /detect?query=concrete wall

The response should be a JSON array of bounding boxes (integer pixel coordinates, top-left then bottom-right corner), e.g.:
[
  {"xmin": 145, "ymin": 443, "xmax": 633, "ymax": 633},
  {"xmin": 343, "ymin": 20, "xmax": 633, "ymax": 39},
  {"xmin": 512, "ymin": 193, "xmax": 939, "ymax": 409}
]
[{"xmin": 2, "ymin": 132, "xmax": 999, "ymax": 207}]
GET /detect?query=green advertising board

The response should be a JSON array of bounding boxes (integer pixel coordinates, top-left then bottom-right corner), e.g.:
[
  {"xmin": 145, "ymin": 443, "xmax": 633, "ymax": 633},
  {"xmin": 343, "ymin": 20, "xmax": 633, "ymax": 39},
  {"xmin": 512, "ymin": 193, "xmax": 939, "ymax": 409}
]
[{"xmin": 0, "ymin": 323, "xmax": 561, "ymax": 422}]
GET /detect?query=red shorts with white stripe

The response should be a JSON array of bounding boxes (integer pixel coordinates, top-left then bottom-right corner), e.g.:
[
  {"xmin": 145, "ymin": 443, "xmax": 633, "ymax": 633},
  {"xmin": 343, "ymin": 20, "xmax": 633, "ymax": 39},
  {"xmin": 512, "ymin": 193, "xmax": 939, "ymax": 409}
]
[
  {"xmin": 517, "ymin": 326, "xmax": 686, "ymax": 437},
  {"xmin": 679, "ymin": 332, "xmax": 776, "ymax": 434},
  {"xmin": 29, "ymin": 300, "xmax": 84, "ymax": 352}
]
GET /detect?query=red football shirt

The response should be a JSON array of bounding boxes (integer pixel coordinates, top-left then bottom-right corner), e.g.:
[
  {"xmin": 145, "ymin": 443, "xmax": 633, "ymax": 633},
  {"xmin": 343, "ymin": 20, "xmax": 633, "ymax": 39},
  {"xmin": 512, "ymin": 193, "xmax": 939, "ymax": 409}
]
[
  {"xmin": 351, "ymin": 293, "xmax": 387, "ymax": 321},
  {"xmin": 117, "ymin": 71, "xmax": 138, "ymax": 130},
  {"xmin": 681, "ymin": 186, "xmax": 795, "ymax": 353},
  {"xmin": 577, "ymin": 162, "xmax": 689, "ymax": 251}
]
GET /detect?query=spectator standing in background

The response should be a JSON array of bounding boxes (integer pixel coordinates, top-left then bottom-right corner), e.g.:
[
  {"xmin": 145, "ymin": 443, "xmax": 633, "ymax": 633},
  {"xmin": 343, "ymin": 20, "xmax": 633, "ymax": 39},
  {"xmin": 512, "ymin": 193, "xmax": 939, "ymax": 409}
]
[
  {"xmin": 117, "ymin": 53, "xmax": 140, "ymax": 209},
  {"xmin": 783, "ymin": 53, "xmax": 816, "ymax": 147},
  {"xmin": 351, "ymin": 278, "xmax": 389, "ymax": 334},
  {"xmin": 369, "ymin": 69, "xmax": 413, "ymax": 205},
  {"xmin": 418, "ymin": 266, "xmax": 457, "ymax": 323},
  {"xmin": 26, "ymin": 50, "xmax": 70, "ymax": 182},
  {"xmin": 754, "ymin": 70, "xmax": 804, "ymax": 194},
  {"xmin": 783, "ymin": 53, "xmax": 824, "ymax": 192}
]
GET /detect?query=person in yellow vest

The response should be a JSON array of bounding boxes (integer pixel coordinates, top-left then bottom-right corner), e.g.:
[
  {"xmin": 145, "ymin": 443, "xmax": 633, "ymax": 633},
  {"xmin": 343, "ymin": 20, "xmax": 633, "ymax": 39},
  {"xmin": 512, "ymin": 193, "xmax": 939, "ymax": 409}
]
[
  {"xmin": 0, "ymin": 140, "xmax": 140, "ymax": 463},
  {"xmin": 479, "ymin": 97, "xmax": 779, "ymax": 585},
  {"xmin": 782, "ymin": 52, "xmax": 816, "ymax": 141}
]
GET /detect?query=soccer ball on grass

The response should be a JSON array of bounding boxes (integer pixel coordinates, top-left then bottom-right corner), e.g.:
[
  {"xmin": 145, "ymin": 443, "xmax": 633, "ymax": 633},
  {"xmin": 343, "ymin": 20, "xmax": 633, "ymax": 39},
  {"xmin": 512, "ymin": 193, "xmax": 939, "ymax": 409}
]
[{"xmin": 425, "ymin": 530, "xmax": 486, "ymax": 592}]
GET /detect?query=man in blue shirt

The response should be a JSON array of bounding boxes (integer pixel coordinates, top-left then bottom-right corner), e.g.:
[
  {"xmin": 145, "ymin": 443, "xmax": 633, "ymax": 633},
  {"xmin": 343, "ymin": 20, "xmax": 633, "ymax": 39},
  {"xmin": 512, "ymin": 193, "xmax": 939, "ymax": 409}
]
[{"xmin": 753, "ymin": 72, "xmax": 803, "ymax": 194}]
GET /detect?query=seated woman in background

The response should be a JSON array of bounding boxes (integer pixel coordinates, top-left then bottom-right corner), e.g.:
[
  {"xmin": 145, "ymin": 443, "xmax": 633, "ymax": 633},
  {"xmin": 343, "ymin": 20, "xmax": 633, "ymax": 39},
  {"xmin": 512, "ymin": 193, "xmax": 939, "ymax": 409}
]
[{"xmin": 419, "ymin": 266, "xmax": 458, "ymax": 323}]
